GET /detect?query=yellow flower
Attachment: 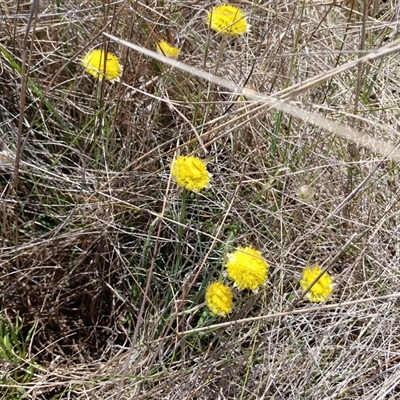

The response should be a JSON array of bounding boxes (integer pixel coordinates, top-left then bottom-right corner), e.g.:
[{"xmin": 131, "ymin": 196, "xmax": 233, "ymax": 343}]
[
  {"xmin": 205, "ymin": 281, "xmax": 233, "ymax": 316},
  {"xmin": 300, "ymin": 265, "xmax": 334, "ymax": 303},
  {"xmin": 171, "ymin": 155, "xmax": 210, "ymax": 192},
  {"xmin": 81, "ymin": 49, "xmax": 122, "ymax": 81},
  {"xmin": 156, "ymin": 40, "xmax": 180, "ymax": 60},
  {"xmin": 206, "ymin": 4, "xmax": 248, "ymax": 35},
  {"xmin": 226, "ymin": 246, "xmax": 268, "ymax": 290}
]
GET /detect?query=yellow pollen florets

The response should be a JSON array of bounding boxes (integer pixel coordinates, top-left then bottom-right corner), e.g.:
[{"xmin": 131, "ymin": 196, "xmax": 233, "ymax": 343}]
[
  {"xmin": 300, "ymin": 265, "xmax": 334, "ymax": 303},
  {"xmin": 171, "ymin": 155, "xmax": 211, "ymax": 192},
  {"xmin": 81, "ymin": 49, "xmax": 122, "ymax": 81},
  {"xmin": 226, "ymin": 246, "xmax": 269, "ymax": 290},
  {"xmin": 206, "ymin": 4, "xmax": 248, "ymax": 36},
  {"xmin": 156, "ymin": 40, "xmax": 181, "ymax": 60},
  {"xmin": 205, "ymin": 281, "xmax": 234, "ymax": 316}
]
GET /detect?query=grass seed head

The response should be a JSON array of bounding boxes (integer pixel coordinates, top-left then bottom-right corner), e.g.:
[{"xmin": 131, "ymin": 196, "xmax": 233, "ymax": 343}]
[{"xmin": 296, "ymin": 185, "xmax": 315, "ymax": 202}]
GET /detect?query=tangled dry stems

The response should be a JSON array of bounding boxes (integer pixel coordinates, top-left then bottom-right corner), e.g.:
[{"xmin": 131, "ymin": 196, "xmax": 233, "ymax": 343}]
[{"xmin": 1, "ymin": 0, "xmax": 400, "ymax": 399}]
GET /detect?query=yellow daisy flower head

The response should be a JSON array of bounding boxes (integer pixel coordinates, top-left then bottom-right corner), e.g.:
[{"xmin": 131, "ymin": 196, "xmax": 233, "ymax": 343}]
[
  {"xmin": 226, "ymin": 246, "xmax": 269, "ymax": 290},
  {"xmin": 171, "ymin": 155, "xmax": 211, "ymax": 192},
  {"xmin": 81, "ymin": 49, "xmax": 122, "ymax": 82},
  {"xmin": 206, "ymin": 4, "xmax": 248, "ymax": 36},
  {"xmin": 205, "ymin": 281, "xmax": 234, "ymax": 316},
  {"xmin": 300, "ymin": 265, "xmax": 334, "ymax": 303},
  {"xmin": 156, "ymin": 40, "xmax": 180, "ymax": 60}
]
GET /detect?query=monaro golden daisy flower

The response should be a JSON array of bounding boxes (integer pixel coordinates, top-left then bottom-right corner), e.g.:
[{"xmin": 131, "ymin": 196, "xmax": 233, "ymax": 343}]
[
  {"xmin": 156, "ymin": 40, "xmax": 180, "ymax": 60},
  {"xmin": 205, "ymin": 281, "xmax": 233, "ymax": 316},
  {"xmin": 171, "ymin": 155, "xmax": 210, "ymax": 192},
  {"xmin": 300, "ymin": 265, "xmax": 334, "ymax": 303},
  {"xmin": 226, "ymin": 246, "xmax": 269, "ymax": 290},
  {"xmin": 81, "ymin": 49, "xmax": 122, "ymax": 81},
  {"xmin": 206, "ymin": 4, "xmax": 248, "ymax": 35}
]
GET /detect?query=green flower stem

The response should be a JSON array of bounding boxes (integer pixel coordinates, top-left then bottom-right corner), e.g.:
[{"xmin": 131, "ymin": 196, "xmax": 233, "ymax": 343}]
[{"xmin": 175, "ymin": 187, "xmax": 187, "ymax": 274}]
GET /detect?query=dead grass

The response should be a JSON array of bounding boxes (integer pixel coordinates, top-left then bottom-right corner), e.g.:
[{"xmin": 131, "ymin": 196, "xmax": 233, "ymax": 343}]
[{"xmin": 1, "ymin": 0, "xmax": 400, "ymax": 399}]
